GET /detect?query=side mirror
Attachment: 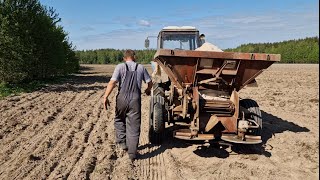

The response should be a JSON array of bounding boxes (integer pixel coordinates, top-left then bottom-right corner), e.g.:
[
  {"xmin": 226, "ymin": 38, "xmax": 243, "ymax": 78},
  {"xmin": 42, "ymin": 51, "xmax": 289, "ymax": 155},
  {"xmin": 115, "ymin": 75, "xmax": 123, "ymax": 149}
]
[{"xmin": 144, "ymin": 38, "xmax": 150, "ymax": 49}]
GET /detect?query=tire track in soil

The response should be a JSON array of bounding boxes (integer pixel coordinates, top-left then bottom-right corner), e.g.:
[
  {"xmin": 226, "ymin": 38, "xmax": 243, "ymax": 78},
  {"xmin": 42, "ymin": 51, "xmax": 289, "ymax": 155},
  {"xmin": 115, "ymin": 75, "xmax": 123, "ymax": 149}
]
[
  {"xmin": 136, "ymin": 132, "xmax": 150, "ymax": 179},
  {"xmin": 0, "ymin": 90, "xmax": 97, "ymax": 179}
]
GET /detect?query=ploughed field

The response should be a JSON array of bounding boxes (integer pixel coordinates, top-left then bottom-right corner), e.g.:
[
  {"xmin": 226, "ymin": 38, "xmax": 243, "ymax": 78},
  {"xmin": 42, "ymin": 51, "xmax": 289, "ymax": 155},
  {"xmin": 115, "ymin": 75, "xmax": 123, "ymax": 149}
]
[{"xmin": 0, "ymin": 64, "xmax": 318, "ymax": 180}]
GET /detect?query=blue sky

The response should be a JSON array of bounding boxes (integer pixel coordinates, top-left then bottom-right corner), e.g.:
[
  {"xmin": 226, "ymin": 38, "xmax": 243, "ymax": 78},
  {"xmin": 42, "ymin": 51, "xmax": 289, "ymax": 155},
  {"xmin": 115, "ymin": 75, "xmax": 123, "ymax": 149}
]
[{"xmin": 40, "ymin": 0, "xmax": 319, "ymax": 50}]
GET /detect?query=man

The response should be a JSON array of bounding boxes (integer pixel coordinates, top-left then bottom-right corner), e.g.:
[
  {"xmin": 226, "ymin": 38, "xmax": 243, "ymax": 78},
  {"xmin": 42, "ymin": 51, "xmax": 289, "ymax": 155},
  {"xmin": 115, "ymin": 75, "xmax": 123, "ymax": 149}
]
[
  {"xmin": 196, "ymin": 34, "xmax": 223, "ymax": 52},
  {"xmin": 199, "ymin": 33, "xmax": 206, "ymax": 46},
  {"xmin": 103, "ymin": 49, "xmax": 152, "ymax": 161}
]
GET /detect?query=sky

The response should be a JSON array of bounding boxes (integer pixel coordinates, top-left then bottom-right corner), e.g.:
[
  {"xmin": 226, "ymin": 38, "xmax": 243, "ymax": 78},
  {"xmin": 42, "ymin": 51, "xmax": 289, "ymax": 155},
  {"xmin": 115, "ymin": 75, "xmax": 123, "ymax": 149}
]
[{"xmin": 40, "ymin": 0, "xmax": 319, "ymax": 50}]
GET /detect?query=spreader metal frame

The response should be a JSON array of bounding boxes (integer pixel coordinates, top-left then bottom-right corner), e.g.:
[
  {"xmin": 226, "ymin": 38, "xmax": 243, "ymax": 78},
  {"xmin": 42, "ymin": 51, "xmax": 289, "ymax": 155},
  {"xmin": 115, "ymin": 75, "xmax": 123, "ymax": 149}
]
[{"xmin": 152, "ymin": 49, "xmax": 280, "ymax": 144}]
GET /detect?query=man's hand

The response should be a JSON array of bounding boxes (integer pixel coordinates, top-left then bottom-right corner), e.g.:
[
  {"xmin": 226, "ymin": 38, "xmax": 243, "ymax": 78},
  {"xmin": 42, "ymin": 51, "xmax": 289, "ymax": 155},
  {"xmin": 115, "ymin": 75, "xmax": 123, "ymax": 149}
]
[
  {"xmin": 145, "ymin": 88, "xmax": 151, "ymax": 96},
  {"xmin": 103, "ymin": 80, "xmax": 116, "ymax": 110},
  {"xmin": 145, "ymin": 81, "xmax": 153, "ymax": 96},
  {"xmin": 103, "ymin": 97, "xmax": 110, "ymax": 110}
]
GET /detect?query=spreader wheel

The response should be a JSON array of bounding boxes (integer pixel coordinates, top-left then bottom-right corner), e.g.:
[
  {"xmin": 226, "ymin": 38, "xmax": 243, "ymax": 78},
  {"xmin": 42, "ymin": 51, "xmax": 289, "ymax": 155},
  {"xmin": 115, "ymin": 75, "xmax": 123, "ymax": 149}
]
[{"xmin": 239, "ymin": 99, "xmax": 262, "ymax": 135}]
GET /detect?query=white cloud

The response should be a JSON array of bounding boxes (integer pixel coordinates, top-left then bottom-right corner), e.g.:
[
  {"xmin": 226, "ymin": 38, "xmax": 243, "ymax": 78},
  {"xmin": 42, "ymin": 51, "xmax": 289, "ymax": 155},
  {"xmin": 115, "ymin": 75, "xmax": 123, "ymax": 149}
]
[{"xmin": 138, "ymin": 20, "xmax": 151, "ymax": 27}]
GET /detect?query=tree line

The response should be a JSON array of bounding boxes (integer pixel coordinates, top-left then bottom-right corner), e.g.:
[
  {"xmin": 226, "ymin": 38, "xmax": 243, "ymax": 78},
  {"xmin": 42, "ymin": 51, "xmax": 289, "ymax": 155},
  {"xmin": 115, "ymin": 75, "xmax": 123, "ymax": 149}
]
[
  {"xmin": 225, "ymin": 37, "xmax": 319, "ymax": 63},
  {"xmin": 75, "ymin": 49, "xmax": 156, "ymax": 64},
  {"xmin": 0, "ymin": 0, "xmax": 79, "ymax": 83},
  {"xmin": 76, "ymin": 37, "xmax": 318, "ymax": 64}
]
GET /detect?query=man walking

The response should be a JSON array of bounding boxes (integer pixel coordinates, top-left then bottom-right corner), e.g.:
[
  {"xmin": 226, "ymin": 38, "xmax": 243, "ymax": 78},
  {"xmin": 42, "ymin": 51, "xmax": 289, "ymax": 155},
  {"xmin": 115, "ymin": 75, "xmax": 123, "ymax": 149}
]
[{"xmin": 103, "ymin": 49, "xmax": 152, "ymax": 161}]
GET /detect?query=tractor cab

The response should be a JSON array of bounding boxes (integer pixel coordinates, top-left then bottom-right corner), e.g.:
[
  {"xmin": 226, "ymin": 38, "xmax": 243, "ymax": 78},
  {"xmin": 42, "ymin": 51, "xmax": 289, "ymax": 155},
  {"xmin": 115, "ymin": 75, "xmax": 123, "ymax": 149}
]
[{"xmin": 145, "ymin": 26, "xmax": 202, "ymax": 50}]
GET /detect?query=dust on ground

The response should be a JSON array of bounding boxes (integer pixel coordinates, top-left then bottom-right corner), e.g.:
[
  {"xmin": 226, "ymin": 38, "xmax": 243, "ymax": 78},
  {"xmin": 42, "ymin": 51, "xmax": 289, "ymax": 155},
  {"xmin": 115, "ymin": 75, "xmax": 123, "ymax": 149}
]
[{"xmin": 0, "ymin": 64, "xmax": 318, "ymax": 180}]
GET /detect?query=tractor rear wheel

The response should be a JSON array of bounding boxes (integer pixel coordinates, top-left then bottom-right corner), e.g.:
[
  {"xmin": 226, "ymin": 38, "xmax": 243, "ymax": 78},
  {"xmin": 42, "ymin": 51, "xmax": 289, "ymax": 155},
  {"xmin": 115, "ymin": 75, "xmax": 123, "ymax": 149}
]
[
  {"xmin": 149, "ymin": 102, "xmax": 165, "ymax": 144},
  {"xmin": 239, "ymin": 99, "xmax": 262, "ymax": 136},
  {"xmin": 148, "ymin": 84, "xmax": 165, "ymax": 144}
]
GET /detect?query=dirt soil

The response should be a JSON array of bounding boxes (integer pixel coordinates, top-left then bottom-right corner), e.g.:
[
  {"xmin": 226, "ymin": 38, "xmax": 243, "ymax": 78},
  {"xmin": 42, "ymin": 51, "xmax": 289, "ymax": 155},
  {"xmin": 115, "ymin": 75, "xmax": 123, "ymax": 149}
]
[{"xmin": 0, "ymin": 64, "xmax": 318, "ymax": 180}]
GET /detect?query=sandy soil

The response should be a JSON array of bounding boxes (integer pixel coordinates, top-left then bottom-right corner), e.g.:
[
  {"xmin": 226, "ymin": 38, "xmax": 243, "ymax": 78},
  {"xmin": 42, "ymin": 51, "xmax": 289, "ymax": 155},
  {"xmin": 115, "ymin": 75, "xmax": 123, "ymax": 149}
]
[{"xmin": 0, "ymin": 64, "xmax": 318, "ymax": 180}]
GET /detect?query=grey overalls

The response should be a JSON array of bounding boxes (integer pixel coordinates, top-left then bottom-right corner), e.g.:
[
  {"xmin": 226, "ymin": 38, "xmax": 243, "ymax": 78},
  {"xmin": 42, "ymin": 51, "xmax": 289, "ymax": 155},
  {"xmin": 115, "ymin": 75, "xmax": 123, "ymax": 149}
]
[{"xmin": 114, "ymin": 63, "xmax": 141, "ymax": 159}]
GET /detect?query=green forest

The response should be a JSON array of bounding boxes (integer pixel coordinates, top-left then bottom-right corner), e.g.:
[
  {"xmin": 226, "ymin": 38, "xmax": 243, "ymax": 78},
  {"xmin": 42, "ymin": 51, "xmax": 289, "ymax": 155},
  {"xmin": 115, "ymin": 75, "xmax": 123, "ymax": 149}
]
[
  {"xmin": 225, "ymin": 37, "xmax": 319, "ymax": 63},
  {"xmin": 0, "ymin": 0, "xmax": 79, "ymax": 84},
  {"xmin": 76, "ymin": 37, "xmax": 319, "ymax": 64},
  {"xmin": 75, "ymin": 49, "xmax": 156, "ymax": 64}
]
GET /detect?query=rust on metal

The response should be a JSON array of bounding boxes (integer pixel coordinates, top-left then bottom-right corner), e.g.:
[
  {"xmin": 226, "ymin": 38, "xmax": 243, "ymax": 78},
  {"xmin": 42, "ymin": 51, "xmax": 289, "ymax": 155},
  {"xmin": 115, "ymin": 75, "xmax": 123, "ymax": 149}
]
[
  {"xmin": 153, "ymin": 48, "xmax": 280, "ymax": 144},
  {"xmin": 154, "ymin": 49, "xmax": 280, "ymax": 91},
  {"xmin": 154, "ymin": 49, "xmax": 281, "ymax": 61}
]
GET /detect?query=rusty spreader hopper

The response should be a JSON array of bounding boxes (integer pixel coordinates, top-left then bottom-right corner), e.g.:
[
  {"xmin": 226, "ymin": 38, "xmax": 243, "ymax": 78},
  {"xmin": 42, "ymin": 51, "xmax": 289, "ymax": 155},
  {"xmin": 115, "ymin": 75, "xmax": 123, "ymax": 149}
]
[{"xmin": 149, "ymin": 49, "xmax": 280, "ymax": 144}]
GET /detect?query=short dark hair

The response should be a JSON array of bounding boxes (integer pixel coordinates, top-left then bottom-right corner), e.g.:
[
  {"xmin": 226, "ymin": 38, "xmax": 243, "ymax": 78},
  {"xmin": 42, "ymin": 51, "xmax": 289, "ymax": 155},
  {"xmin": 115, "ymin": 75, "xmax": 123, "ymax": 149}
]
[{"xmin": 123, "ymin": 49, "xmax": 135, "ymax": 58}]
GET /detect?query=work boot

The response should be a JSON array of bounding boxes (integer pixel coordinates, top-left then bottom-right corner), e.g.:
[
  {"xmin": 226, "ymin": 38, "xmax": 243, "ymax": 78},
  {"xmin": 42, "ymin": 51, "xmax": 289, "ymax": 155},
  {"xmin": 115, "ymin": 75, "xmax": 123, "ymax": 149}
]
[
  {"xmin": 129, "ymin": 154, "xmax": 136, "ymax": 162},
  {"xmin": 128, "ymin": 151, "xmax": 140, "ymax": 162}
]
